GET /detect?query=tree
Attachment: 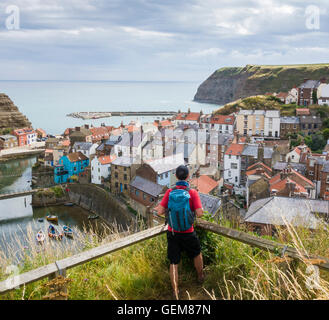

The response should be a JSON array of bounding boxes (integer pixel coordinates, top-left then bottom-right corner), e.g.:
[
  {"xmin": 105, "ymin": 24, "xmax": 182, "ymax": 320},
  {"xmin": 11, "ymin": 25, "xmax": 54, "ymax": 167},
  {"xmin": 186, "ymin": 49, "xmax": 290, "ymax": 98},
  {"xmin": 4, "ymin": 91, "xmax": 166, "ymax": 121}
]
[
  {"xmin": 323, "ymin": 128, "xmax": 329, "ymax": 141},
  {"xmin": 312, "ymin": 90, "xmax": 318, "ymax": 105}
]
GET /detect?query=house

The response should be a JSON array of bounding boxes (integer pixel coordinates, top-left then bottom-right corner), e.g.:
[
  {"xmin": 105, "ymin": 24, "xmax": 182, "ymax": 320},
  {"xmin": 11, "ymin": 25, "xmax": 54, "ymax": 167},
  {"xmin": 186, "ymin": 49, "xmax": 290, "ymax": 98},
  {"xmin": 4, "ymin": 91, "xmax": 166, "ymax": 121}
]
[
  {"xmin": 129, "ymin": 176, "xmax": 167, "ymax": 208},
  {"xmin": 209, "ymin": 115, "xmax": 235, "ymax": 134},
  {"xmin": 72, "ymin": 142, "xmax": 96, "ymax": 159},
  {"xmin": 96, "ymin": 135, "xmax": 122, "ymax": 156},
  {"xmin": 12, "ymin": 128, "xmax": 37, "ymax": 146},
  {"xmin": 236, "ymin": 110, "xmax": 265, "ymax": 136},
  {"xmin": 110, "ymin": 156, "xmax": 139, "ymax": 195},
  {"xmin": 87, "ymin": 126, "xmax": 112, "ymax": 143},
  {"xmin": 246, "ymin": 162, "xmax": 272, "ymax": 179},
  {"xmin": 54, "ymin": 152, "xmax": 89, "ymax": 184},
  {"xmin": 173, "ymin": 110, "xmax": 201, "ymax": 126},
  {"xmin": 317, "ymin": 83, "xmax": 329, "ymax": 106},
  {"xmin": 69, "ymin": 126, "xmax": 92, "ymax": 146},
  {"xmin": 206, "ymin": 132, "xmax": 234, "ymax": 168},
  {"xmin": 244, "ymin": 197, "xmax": 328, "ymax": 236},
  {"xmin": 91, "ymin": 155, "xmax": 117, "ymax": 185},
  {"xmin": 45, "ymin": 138, "xmax": 59, "ymax": 149},
  {"xmin": 190, "ymin": 175, "xmax": 219, "ymax": 195},
  {"xmin": 113, "ymin": 131, "xmax": 147, "ymax": 160},
  {"xmin": 280, "ymin": 117, "xmax": 300, "ymax": 137},
  {"xmin": 240, "ymin": 143, "xmax": 274, "ymax": 184},
  {"xmin": 199, "ymin": 193, "xmax": 221, "ymax": 217},
  {"xmin": 0, "ymin": 135, "xmax": 18, "ymax": 150},
  {"xmin": 273, "ymin": 162, "xmax": 307, "ymax": 176},
  {"xmin": 276, "ymin": 92, "xmax": 289, "ymax": 103},
  {"xmin": 143, "ymin": 153, "xmax": 185, "ymax": 188},
  {"xmin": 223, "ymin": 143, "xmax": 245, "ymax": 187},
  {"xmin": 199, "ymin": 114, "xmax": 212, "ymax": 130},
  {"xmin": 298, "ymin": 79, "xmax": 322, "ymax": 106},
  {"xmin": 299, "ymin": 115, "xmax": 322, "ymax": 136},
  {"xmin": 296, "ymin": 108, "xmax": 310, "ymax": 116},
  {"xmin": 246, "ymin": 175, "xmax": 270, "ymax": 208},
  {"xmin": 264, "ymin": 110, "xmax": 280, "ymax": 138},
  {"xmin": 142, "ymin": 135, "xmax": 163, "ymax": 161},
  {"xmin": 36, "ymin": 128, "xmax": 47, "ymax": 139},
  {"xmin": 286, "ymin": 144, "xmax": 311, "ymax": 163},
  {"xmin": 269, "ymin": 166, "xmax": 316, "ymax": 199},
  {"xmin": 286, "ymin": 87, "xmax": 298, "ymax": 104}
]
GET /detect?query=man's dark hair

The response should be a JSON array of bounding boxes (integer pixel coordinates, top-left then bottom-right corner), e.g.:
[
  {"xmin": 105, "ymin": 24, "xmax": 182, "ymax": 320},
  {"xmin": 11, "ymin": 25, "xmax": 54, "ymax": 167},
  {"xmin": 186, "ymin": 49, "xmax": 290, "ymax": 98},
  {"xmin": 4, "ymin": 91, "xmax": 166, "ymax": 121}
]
[{"xmin": 176, "ymin": 165, "xmax": 189, "ymax": 181}]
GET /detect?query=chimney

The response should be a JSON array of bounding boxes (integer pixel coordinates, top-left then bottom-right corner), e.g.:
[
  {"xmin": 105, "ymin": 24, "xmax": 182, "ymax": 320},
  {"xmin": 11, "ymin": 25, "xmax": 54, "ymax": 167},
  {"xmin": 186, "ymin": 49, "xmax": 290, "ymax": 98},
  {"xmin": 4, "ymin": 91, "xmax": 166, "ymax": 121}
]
[
  {"xmin": 286, "ymin": 179, "xmax": 296, "ymax": 197},
  {"xmin": 188, "ymin": 108, "xmax": 191, "ymax": 114},
  {"xmin": 75, "ymin": 127, "xmax": 80, "ymax": 132},
  {"xmin": 257, "ymin": 143, "xmax": 264, "ymax": 162},
  {"xmin": 84, "ymin": 124, "xmax": 89, "ymax": 130}
]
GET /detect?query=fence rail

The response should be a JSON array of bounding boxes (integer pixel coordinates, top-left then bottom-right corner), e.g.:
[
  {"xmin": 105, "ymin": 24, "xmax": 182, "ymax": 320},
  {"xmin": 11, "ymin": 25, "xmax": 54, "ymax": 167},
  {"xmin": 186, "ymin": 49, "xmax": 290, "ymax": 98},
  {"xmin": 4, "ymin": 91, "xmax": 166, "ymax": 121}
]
[{"xmin": 1, "ymin": 220, "xmax": 329, "ymax": 296}]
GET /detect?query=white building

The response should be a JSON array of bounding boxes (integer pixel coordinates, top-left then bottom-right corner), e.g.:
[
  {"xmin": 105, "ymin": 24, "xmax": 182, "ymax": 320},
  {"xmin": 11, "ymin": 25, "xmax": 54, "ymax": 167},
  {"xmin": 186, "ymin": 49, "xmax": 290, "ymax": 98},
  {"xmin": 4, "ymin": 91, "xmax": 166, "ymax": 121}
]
[
  {"xmin": 91, "ymin": 155, "xmax": 117, "ymax": 185},
  {"xmin": 317, "ymin": 83, "xmax": 329, "ymax": 105},
  {"xmin": 72, "ymin": 142, "xmax": 98, "ymax": 159},
  {"xmin": 264, "ymin": 110, "xmax": 280, "ymax": 138},
  {"xmin": 286, "ymin": 87, "xmax": 298, "ymax": 104},
  {"xmin": 26, "ymin": 131, "xmax": 37, "ymax": 145},
  {"xmin": 223, "ymin": 143, "xmax": 245, "ymax": 187}
]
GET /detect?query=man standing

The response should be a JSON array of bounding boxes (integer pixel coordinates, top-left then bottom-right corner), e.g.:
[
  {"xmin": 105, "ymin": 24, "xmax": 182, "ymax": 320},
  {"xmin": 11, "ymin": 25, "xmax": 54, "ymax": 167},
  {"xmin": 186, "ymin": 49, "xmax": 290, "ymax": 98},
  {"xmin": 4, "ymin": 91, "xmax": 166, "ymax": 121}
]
[{"xmin": 158, "ymin": 165, "xmax": 204, "ymax": 300}]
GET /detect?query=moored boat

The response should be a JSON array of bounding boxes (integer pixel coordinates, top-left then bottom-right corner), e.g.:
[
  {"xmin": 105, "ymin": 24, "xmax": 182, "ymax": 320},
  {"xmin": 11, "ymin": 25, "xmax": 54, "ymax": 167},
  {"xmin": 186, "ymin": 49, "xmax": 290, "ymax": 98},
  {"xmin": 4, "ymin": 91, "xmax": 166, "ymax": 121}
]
[
  {"xmin": 63, "ymin": 225, "xmax": 73, "ymax": 238},
  {"xmin": 48, "ymin": 224, "xmax": 63, "ymax": 240},
  {"xmin": 36, "ymin": 230, "xmax": 46, "ymax": 244},
  {"xmin": 88, "ymin": 214, "xmax": 99, "ymax": 220},
  {"xmin": 46, "ymin": 215, "xmax": 58, "ymax": 223},
  {"xmin": 64, "ymin": 202, "xmax": 74, "ymax": 207}
]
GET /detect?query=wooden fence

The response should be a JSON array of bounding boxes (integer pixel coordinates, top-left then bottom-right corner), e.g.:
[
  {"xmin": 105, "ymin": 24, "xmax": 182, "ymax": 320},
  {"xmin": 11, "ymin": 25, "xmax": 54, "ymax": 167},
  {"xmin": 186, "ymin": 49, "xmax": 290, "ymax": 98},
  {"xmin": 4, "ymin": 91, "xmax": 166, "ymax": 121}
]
[{"xmin": 1, "ymin": 219, "xmax": 329, "ymax": 297}]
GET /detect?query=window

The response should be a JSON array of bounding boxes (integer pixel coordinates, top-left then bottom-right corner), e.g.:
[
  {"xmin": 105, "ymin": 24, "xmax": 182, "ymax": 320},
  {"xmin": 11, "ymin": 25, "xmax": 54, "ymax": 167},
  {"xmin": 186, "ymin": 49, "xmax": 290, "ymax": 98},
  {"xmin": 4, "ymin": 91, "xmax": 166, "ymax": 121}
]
[
  {"xmin": 309, "ymin": 171, "xmax": 314, "ymax": 176},
  {"xmin": 326, "ymin": 176, "xmax": 329, "ymax": 184},
  {"xmin": 150, "ymin": 197, "xmax": 155, "ymax": 202},
  {"xmin": 165, "ymin": 172, "xmax": 168, "ymax": 178},
  {"xmin": 231, "ymin": 163, "xmax": 238, "ymax": 169},
  {"xmin": 115, "ymin": 173, "xmax": 118, "ymax": 178},
  {"xmin": 143, "ymin": 193, "xmax": 147, "ymax": 200},
  {"xmin": 115, "ymin": 182, "xmax": 118, "ymax": 188},
  {"xmin": 235, "ymin": 176, "xmax": 238, "ymax": 183},
  {"xmin": 124, "ymin": 184, "xmax": 127, "ymax": 190},
  {"xmin": 135, "ymin": 190, "xmax": 139, "ymax": 196},
  {"xmin": 124, "ymin": 174, "xmax": 127, "ymax": 181}
]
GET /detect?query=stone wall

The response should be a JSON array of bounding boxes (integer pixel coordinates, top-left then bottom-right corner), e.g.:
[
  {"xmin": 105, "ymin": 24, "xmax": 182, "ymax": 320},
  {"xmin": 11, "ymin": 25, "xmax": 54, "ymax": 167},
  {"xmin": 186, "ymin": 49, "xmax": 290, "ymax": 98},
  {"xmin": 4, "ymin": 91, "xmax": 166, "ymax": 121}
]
[{"xmin": 67, "ymin": 183, "xmax": 136, "ymax": 230}]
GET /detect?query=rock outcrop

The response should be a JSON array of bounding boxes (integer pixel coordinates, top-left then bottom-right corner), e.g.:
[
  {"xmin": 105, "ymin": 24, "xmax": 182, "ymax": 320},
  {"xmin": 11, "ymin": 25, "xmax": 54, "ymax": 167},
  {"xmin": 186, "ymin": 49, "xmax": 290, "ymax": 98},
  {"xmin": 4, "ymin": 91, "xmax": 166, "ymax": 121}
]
[
  {"xmin": 194, "ymin": 64, "xmax": 329, "ymax": 105},
  {"xmin": 0, "ymin": 93, "xmax": 31, "ymax": 130}
]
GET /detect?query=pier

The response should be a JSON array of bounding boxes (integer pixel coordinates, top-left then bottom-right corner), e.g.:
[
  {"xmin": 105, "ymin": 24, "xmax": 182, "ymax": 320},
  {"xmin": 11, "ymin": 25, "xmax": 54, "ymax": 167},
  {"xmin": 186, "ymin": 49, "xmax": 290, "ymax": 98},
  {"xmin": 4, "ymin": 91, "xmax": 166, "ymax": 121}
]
[{"xmin": 67, "ymin": 111, "xmax": 178, "ymax": 120}]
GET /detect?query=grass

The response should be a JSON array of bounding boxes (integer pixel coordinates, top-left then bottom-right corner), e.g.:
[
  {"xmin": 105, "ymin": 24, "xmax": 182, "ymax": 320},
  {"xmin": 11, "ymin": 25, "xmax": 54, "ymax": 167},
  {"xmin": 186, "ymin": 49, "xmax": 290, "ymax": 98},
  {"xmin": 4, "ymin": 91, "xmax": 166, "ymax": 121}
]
[{"xmin": 1, "ymin": 214, "xmax": 329, "ymax": 300}]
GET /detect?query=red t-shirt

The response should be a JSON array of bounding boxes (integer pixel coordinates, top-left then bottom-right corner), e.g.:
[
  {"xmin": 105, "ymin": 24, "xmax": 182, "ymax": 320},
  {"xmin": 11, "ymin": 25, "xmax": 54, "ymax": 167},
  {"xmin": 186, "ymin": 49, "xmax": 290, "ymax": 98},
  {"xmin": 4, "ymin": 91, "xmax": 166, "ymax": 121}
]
[{"xmin": 160, "ymin": 185, "xmax": 202, "ymax": 233}]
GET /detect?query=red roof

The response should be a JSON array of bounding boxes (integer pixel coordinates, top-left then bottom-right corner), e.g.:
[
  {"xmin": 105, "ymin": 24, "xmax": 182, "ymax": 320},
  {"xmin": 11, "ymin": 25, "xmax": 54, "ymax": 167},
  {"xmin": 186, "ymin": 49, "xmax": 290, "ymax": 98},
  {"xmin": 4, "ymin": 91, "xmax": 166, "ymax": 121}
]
[
  {"xmin": 175, "ymin": 112, "xmax": 200, "ymax": 122},
  {"xmin": 296, "ymin": 108, "xmax": 310, "ymax": 116},
  {"xmin": 225, "ymin": 143, "xmax": 245, "ymax": 156},
  {"xmin": 247, "ymin": 161, "xmax": 272, "ymax": 173},
  {"xmin": 154, "ymin": 120, "xmax": 173, "ymax": 127},
  {"xmin": 276, "ymin": 92, "xmax": 289, "ymax": 99},
  {"xmin": 98, "ymin": 155, "xmax": 117, "ymax": 165},
  {"xmin": 190, "ymin": 175, "xmax": 219, "ymax": 194},
  {"xmin": 210, "ymin": 115, "xmax": 235, "ymax": 125},
  {"xmin": 60, "ymin": 139, "xmax": 70, "ymax": 147}
]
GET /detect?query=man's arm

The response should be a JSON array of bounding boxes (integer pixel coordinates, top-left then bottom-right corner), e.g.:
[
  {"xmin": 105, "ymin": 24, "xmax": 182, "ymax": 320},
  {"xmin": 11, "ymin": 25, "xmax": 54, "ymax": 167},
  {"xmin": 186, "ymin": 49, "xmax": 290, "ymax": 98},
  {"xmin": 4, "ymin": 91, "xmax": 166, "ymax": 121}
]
[
  {"xmin": 157, "ymin": 204, "xmax": 166, "ymax": 216},
  {"xmin": 195, "ymin": 208, "xmax": 204, "ymax": 218}
]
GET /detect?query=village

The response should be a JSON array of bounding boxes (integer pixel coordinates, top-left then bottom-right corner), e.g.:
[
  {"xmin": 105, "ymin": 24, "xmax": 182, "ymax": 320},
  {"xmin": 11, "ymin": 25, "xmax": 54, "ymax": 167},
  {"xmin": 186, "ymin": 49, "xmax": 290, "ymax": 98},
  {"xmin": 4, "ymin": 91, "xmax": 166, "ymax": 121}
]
[{"xmin": 2, "ymin": 78, "xmax": 329, "ymax": 237}]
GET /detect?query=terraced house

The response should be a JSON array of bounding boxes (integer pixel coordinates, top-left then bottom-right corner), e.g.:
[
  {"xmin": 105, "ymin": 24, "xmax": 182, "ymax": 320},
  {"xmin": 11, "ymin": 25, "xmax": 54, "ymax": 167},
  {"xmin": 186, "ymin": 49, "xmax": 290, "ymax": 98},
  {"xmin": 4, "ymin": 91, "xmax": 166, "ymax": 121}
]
[
  {"xmin": 0, "ymin": 135, "xmax": 18, "ymax": 150},
  {"xmin": 54, "ymin": 152, "xmax": 89, "ymax": 184}
]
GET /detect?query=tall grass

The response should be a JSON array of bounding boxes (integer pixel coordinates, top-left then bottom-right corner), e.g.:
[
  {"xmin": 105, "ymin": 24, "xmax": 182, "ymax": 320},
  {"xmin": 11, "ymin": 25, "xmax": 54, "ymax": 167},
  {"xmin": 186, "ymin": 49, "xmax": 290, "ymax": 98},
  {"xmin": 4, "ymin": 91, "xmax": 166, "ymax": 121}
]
[{"xmin": 1, "ymin": 215, "xmax": 329, "ymax": 300}]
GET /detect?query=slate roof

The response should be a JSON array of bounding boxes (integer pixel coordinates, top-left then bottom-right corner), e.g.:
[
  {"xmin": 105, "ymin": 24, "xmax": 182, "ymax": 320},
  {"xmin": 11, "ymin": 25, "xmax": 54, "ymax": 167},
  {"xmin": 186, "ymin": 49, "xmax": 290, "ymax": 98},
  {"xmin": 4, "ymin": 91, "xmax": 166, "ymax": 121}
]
[
  {"xmin": 299, "ymin": 80, "xmax": 321, "ymax": 89},
  {"xmin": 273, "ymin": 162, "xmax": 307, "ymax": 175},
  {"xmin": 130, "ymin": 176, "xmax": 164, "ymax": 197},
  {"xmin": 280, "ymin": 116, "xmax": 300, "ymax": 124},
  {"xmin": 244, "ymin": 197, "xmax": 328, "ymax": 229},
  {"xmin": 146, "ymin": 154, "xmax": 185, "ymax": 174},
  {"xmin": 299, "ymin": 116, "xmax": 322, "ymax": 124},
  {"xmin": 111, "ymin": 156, "xmax": 135, "ymax": 167},
  {"xmin": 199, "ymin": 193, "xmax": 221, "ymax": 217},
  {"xmin": 73, "ymin": 142, "xmax": 93, "ymax": 151},
  {"xmin": 242, "ymin": 144, "xmax": 273, "ymax": 159}
]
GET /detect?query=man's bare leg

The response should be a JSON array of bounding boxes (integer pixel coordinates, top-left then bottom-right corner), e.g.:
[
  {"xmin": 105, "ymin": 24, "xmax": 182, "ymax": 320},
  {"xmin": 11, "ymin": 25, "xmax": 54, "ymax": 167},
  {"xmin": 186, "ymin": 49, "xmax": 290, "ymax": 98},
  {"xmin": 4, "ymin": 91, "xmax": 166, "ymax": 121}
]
[
  {"xmin": 170, "ymin": 264, "xmax": 179, "ymax": 299},
  {"xmin": 194, "ymin": 253, "xmax": 204, "ymax": 281}
]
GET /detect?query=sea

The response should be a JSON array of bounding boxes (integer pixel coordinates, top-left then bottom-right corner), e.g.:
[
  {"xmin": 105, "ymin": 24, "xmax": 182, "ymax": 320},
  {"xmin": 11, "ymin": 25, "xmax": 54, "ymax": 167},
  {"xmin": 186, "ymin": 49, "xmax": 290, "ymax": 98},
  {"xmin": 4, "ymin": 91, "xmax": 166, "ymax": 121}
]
[{"xmin": 0, "ymin": 81, "xmax": 220, "ymax": 135}]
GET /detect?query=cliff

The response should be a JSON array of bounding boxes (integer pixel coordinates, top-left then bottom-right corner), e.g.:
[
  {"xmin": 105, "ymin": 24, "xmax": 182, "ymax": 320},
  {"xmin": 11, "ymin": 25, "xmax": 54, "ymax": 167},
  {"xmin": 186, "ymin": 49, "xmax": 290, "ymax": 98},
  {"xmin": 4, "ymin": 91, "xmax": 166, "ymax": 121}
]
[
  {"xmin": 194, "ymin": 64, "xmax": 329, "ymax": 105},
  {"xmin": 0, "ymin": 93, "xmax": 31, "ymax": 130}
]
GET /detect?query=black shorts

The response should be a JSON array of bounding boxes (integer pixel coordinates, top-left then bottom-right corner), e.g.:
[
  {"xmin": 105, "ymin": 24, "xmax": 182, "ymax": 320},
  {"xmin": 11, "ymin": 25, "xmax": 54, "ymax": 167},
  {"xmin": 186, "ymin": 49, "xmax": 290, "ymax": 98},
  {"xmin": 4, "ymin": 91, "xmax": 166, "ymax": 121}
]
[{"xmin": 167, "ymin": 231, "xmax": 201, "ymax": 265}]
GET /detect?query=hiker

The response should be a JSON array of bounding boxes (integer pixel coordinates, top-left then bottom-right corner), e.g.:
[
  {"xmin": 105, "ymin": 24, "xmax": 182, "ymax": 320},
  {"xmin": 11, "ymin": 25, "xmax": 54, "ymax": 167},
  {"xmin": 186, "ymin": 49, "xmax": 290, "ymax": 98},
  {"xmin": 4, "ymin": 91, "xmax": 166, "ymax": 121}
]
[{"xmin": 157, "ymin": 165, "xmax": 204, "ymax": 300}]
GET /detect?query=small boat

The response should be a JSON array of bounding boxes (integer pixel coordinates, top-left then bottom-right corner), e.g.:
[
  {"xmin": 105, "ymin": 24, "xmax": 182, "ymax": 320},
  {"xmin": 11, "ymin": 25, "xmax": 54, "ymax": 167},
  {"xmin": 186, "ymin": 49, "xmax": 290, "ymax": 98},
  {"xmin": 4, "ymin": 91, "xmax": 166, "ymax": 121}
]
[
  {"xmin": 46, "ymin": 215, "xmax": 58, "ymax": 223},
  {"xmin": 48, "ymin": 225, "xmax": 63, "ymax": 240},
  {"xmin": 38, "ymin": 218, "xmax": 44, "ymax": 223},
  {"xmin": 64, "ymin": 202, "xmax": 74, "ymax": 207},
  {"xmin": 36, "ymin": 230, "xmax": 46, "ymax": 244},
  {"xmin": 63, "ymin": 225, "xmax": 73, "ymax": 238},
  {"xmin": 88, "ymin": 214, "xmax": 100, "ymax": 220}
]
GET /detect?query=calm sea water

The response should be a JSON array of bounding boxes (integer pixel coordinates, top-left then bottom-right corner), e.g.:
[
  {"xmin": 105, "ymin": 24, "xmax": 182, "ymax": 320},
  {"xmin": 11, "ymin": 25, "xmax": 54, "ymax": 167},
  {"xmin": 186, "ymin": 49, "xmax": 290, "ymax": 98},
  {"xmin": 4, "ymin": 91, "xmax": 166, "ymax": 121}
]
[{"xmin": 0, "ymin": 81, "xmax": 219, "ymax": 135}]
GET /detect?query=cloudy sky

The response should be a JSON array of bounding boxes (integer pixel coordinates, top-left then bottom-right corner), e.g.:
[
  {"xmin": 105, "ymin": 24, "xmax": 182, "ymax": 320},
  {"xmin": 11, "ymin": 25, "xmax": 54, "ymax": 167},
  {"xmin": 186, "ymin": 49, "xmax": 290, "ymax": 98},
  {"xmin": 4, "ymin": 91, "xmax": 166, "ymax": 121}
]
[{"xmin": 0, "ymin": 0, "xmax": 328, "ymax": 81}]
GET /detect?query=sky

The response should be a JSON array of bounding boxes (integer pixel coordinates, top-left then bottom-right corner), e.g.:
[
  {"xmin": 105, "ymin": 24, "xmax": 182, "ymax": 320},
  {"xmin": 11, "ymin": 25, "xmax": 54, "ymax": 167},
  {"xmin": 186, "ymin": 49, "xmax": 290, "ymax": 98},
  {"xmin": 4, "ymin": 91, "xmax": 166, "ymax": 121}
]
[{"xmin": 0, "ymin": 0, "xmax": 328, "ymax": 81}]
